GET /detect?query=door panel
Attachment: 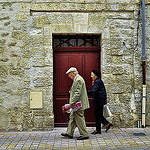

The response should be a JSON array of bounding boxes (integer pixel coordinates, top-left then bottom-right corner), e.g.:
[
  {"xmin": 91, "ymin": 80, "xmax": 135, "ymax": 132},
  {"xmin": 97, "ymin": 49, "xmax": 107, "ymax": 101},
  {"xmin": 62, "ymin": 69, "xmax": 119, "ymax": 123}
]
[
  {"xmin": 54, "ymin": 53, "xmax": 70, "ymax": 126},
  {"xmin": 84, "ymin": 52, "xmax": 99, "ymax": 91},
  {"xmin": 55, "ymin": 53, "xmax": 69, "ymax": 95},
  {"xmin": 69, "ymin": 53, "xmax": 83, "ymax": 75},
  {"xmin": 55, "ymin": 96, "xmax": 69, "ymax": 126},
  {"xmin": 85, "ymin": 97, "xmax": 95, "ymax": 125},
  {"xmin": 68, "ymin": 53, "xmax": 83, "ymax": 89}
]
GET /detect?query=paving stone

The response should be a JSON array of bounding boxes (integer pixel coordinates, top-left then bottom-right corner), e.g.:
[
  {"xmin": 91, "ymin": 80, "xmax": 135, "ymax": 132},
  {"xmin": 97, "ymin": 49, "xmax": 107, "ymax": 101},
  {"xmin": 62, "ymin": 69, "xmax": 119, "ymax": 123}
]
[{"xmin": 0, "ymin": 127, "xmax": 150, "ymax": 149}]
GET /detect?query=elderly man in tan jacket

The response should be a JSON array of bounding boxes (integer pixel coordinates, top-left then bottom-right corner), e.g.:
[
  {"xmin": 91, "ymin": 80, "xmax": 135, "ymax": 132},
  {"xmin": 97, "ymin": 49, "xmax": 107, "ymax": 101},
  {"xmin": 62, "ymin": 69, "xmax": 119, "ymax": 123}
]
[{"xmin": 61, "ymin": 67, "xmax": 90, "ymax": 140}]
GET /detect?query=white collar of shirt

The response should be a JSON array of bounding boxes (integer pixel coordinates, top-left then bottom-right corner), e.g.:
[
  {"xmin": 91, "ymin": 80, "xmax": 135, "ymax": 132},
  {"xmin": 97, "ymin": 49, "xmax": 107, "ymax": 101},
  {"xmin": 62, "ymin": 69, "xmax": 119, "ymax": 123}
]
[{"xmin": 74, "ymin": 74, "xmax": 79, "ymax": 81}]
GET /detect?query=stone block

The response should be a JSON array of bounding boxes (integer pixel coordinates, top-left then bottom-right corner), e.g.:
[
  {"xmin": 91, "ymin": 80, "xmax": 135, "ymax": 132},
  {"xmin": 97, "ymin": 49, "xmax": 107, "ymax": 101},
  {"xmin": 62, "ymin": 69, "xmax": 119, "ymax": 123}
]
[
  {"xmin": 87, "ymin": 25, "xmax": 103, "ymax": 33},
  {"xmin": 0, "ymin": 65, "xmax": 8, "ymax": 78},
  {"xmin": 77, "ymin": 3, "xmax": 86, "ymax": 11},
  {"xmin": 43, "ymin": 37, "xmax": 52, "ymax": 45},
  {"xmin": 123, "ymin": 55, "xmax": 133, "ymax": 65},
  {"xmin": 110, "ymin": 29, "xmax": 119, "ymax": 37},
  {"xmin": 19, "ymin": 59, "xmax": 30, "ymax": 69},
  {"xmin": 0, "ymin": 16, "xmax": 10, "ymax": 20},
  {"xmin": 3, "ymin": 95, "xmax": 22, "ymax": 109},
  {"xmin": 74, "ymin": 24, "xmax": 87, "ymax": 33},
  {"xmin": 22, "ymin": 48, "xmax": 32, "ymax": 58},
  {"xmin": 112, "ymin": 65, "xmax": 124, "ymax": 75},
  {"xmin": 51, "ymin": 24, "xmax": 73, "ymax": 33},
  {"xmin": 111, "ymin": 49, "xmax": 123, "ymax": 56},
  {"xmin": 1, "ymin": 33, "xmax": 9, "ymax": 37},
  {"xmin": 34, "ymin": 116, "xmax": 43, "ymax": 128},
  {"xmin": 112, "ymin": 56, "xmax": 123, "ymax": 65},
  {"xmin": 119, "ymin": 94, "xmax": 131, "ymax": 104},
  {"xmin": 103, "ymin": 55, "xmax": 112, "ymax": 65},
  {"xmin": 43, "ymin": 26, "xmax": 51, "ymax": 35},
  {"xmin": 32, "ymin": 57, "xmax": 45, "ymax": 67},
  {"xmin": 124, "ymin": 64, "xmax": 133, "ymax": 75},
  {"xmin": 125, "ymin": 85, "xmax": 132, "ymax": 93},
  {"xmin": 87, "ymin": 3, "xmax": 94, "ymax": 10},
  {"xmin": 43, "ymin": 14, "xmax": 58, "ymax": 25},
  {"xmin": 32, "ymin": 36, "xmax": 44, "ymax": 46},
  {"xmin": 101, "ymin": 66, "xmax": 111, "ymax": 75},
  {"xmin": 0, "ymin": 79, "xmax": 7, "ymax": 87},
  {"xmin": 0, "ymin": 115, "xmax": 10, "ymax": 130},
  {"xmin": 16, "ymin": 13, "xmax": 28, "ymax": 21},
  {"xmin": 109, "ymin": 104, "xmax": 123, "ymax": 114},
  {"xmin": 107, "ymin": 0, "xmax": 130, "ymax": 3},
  {"xmin": 114, "ymin": 75, "xmax": 132, "ymax": 85},
  {"xmin": 36, "ymin": 16, "xmax": 48, "ymax": 28},
  {"xmin": 0, "ymin": 46, "xmax": 5, "ymax": 54},
  {"xmin": 109, "ymin": 38, "xmax": 122, "ymax": 49},
  {"xmin": 0, "ymin": 39, "xmax": 6, "ymax": 44},
  {"xmin": 33, "ymin": 77, "xmax": 52, "ymax": 87},
  {"xmin": 12, "ymin": 31, "xmax": 26, "ymax": 40},
  {"xmin": 56, "ymin": 14, "xmax": 73, "ymax": 24},
  {"xmin": 8, "ymin": 42, "xmax": 17, "ymax": 47},
  {"xmin": 9, "ymin": 67, "xmax": 23, "ymax": 76},
  {"xmin": 111, "ymin": 84, "xmax": 124, "ymax": 94},
  {"xmin": 20, "ymin": 3, "xmax": 27, "ymax": 11},
  {"xmin": 89, "ymin": 14, "xmax": 106, "ymax": 25},
  {"xmin": 30, "ymin": 28, "xmax": 42, "ymax": 36},
  {"xmin": 43, "ymin": 116, "xmax": 54, "ymax": 128}
]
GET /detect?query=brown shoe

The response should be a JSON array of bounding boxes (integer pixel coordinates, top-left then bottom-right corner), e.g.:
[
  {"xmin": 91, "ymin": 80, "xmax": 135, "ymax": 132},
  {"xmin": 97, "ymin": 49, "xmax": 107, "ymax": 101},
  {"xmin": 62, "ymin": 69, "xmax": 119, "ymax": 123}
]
[
  {"xmin": 91, "ymin": 130, "xmax": 101, "ymax": 134},
  {"xmin": 105, "ymin": 123, "xmax": 113, "ymax": 132}
]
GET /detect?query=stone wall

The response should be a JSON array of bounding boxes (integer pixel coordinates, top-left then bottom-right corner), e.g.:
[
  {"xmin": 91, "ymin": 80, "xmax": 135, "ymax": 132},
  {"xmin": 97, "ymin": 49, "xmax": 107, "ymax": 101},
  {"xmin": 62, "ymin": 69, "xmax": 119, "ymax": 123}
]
[{"xmin": 0, "ymin": 0, "xmax": 150, "ymax": 131}]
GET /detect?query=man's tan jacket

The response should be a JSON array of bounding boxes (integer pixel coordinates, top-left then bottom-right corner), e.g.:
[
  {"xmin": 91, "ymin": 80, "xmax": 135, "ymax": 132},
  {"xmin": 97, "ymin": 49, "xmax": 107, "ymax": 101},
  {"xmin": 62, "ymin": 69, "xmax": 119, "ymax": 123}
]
[{"xmin": 69, "ymin": 75, "xmax": 90, "ymax": 110}]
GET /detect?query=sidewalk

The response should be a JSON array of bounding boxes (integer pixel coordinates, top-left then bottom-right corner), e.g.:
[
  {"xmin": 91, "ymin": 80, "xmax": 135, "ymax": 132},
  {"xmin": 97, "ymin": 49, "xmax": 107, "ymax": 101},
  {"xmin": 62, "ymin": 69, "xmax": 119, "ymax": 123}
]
[{"xmin": 0, "ymin": 127, "xmax": 150, "ymax": 150}]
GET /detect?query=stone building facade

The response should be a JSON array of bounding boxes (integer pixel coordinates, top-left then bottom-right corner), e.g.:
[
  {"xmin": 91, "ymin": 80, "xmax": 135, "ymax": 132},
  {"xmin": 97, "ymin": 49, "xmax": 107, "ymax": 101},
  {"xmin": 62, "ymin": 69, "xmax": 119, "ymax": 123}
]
[{"xmin": 0, "ymin": 0, "xmax": 150, "ymax": 131}]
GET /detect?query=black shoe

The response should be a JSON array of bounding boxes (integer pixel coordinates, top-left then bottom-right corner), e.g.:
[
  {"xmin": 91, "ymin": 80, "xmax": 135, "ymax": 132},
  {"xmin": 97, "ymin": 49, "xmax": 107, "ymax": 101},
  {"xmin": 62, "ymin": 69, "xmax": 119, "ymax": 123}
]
[
  {"xmin": 61, "ymin": 133, "xmax": 73, "ymax": 138},
  {"xmin": 77, "ymin": 136, "xmax": 89, "ymax": 140},
  {"xmin": 91, "ymin": 130, "xmax": 101, "ymax": 134},
  {"xmin": 105, "ymin": 123, "xmax": 113, "ymax": 132}
]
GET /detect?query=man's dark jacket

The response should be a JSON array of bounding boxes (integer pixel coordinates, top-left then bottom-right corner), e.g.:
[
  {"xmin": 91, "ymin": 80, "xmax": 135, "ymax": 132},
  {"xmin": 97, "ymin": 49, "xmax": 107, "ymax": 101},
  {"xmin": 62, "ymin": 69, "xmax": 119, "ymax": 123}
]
[{"xmin": 88, "ymin": 78, "xmax": 107, "ymax": 107}]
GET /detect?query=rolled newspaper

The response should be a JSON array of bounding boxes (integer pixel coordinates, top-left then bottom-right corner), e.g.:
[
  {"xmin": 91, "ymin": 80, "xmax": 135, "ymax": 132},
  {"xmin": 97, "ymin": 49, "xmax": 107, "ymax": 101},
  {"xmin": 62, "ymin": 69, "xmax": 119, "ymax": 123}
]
[{"xmin": 62, "ymin": 101, "xmax": 82, "ymax": 113}]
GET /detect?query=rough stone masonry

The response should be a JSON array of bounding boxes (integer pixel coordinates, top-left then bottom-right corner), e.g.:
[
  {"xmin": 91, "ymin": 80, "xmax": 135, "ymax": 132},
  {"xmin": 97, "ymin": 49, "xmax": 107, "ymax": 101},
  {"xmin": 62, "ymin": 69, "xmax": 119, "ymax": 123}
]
[{"xmin": 0, "ymin": 0, "xmax": 150, "ymax": 131}]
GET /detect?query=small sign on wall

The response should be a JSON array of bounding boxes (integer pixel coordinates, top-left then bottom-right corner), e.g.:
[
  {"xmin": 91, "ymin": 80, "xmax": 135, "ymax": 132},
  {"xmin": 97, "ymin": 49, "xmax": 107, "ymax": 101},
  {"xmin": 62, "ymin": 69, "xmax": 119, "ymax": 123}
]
[{"xmin": 30, "ymin": 91, "xmax": 43, "ymax": 109}]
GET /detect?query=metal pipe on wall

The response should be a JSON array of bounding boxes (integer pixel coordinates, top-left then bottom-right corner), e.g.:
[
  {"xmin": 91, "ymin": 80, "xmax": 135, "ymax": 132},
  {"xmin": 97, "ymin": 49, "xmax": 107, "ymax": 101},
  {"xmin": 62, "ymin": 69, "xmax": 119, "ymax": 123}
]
[{"xmin": 141, "ymin": 0, "xmax": 146, "ymax": 128}]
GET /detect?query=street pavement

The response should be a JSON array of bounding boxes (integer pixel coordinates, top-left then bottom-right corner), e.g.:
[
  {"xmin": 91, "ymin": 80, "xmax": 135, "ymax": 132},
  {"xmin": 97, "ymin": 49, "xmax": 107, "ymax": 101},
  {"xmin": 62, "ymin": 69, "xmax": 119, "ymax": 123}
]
[{"xmin": 0, "ymin": 127, "xmax": 150, "ymax": 150}]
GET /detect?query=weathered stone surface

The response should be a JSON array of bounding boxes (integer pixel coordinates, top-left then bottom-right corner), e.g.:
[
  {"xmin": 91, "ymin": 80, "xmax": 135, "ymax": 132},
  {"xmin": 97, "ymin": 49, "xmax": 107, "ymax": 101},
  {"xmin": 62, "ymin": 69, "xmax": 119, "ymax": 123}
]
[
  {"xmin": 0, "ymin": 0, "xmax": 150, "ymax": 131},
  {"xmin": 33, "ymin": 77, "xmax": 52, "ymax": 87},
  {"xmin": 0, "ymin": 66, "xmax": 8, "ymax": 78},
  {"xmin": 111, "ymin": 48, "xmax": 123, "ymax": 56},
  {"xmin": 112, "ymin": 65, "xmax": 124, "ymax": 75},
  {"xmin": 111, "ymin": 84, "xmax": 124, "ymax": 94}
]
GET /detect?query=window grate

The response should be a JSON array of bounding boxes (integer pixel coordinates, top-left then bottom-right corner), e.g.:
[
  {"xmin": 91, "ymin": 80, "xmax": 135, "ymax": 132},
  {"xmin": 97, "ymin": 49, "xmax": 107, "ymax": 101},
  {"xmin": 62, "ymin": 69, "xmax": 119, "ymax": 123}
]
[{"xmin": 53, "ymin": 34, "xmax": 100, "ymax": 48}]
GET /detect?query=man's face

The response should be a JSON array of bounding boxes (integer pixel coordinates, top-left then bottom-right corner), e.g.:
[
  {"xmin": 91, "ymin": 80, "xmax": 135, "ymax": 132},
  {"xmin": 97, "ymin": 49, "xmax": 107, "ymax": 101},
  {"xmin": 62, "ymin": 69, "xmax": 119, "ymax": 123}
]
[
  {"xmin": 91, "ymin": 72, "xmax": 97, "ymax": 81},
  {"xmin": 68, "ymin": 72, "xmax": 74, "ymax": 80}
]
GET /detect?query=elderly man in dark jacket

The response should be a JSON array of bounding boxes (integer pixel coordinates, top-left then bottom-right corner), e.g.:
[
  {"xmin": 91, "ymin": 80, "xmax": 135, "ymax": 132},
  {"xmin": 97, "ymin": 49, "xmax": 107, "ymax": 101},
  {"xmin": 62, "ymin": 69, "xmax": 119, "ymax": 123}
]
[{"xmin": 88, "ymin": 70, "xmax": 113, "ymax": 134}]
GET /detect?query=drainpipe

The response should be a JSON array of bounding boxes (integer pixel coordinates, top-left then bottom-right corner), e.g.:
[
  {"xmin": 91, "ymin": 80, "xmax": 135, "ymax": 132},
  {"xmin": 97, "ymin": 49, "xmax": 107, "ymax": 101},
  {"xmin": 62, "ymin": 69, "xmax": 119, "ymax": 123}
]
[{"xmin": 141, "ymin": 0, "xmax": 146, "ymax": 128}]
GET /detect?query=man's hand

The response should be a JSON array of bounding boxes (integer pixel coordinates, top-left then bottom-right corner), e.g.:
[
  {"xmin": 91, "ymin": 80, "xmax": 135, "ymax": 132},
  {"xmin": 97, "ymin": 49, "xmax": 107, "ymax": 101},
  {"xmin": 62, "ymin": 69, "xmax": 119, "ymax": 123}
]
[{"xmin": 62, "ymin": 104, "xmax": 73, "ymax": 113}]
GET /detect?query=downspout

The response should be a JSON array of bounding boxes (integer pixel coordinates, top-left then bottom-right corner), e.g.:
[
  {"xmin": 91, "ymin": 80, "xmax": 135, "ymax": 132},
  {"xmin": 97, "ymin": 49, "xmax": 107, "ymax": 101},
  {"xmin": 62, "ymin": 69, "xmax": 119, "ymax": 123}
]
[{"xmin": 141, "ymin": 0, "xmax": 146, "ymax": 128}]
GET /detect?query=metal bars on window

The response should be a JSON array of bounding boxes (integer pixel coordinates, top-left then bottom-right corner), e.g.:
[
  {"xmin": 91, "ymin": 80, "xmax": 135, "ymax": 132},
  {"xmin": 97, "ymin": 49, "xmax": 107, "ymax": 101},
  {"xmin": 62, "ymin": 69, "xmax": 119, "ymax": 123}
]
[{"xmin": 53, "ymin": 34, "xmax": 100, "ymax": 48}]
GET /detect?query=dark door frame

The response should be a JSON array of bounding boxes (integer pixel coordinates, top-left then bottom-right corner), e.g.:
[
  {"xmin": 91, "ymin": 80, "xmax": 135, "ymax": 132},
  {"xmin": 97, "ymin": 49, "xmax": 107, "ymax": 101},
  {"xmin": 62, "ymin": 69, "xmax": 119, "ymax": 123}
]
[{"xmin": 53, "ymin": 34, "xmax": 101, "ymax": 127}]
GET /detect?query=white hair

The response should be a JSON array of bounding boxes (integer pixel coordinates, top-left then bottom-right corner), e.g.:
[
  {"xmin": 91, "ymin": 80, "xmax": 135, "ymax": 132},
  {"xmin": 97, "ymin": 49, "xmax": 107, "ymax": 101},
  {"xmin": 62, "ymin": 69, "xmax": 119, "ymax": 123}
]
[{"xmin": 73, "ymin": 71, "xmax": 78, "ymax": 74}]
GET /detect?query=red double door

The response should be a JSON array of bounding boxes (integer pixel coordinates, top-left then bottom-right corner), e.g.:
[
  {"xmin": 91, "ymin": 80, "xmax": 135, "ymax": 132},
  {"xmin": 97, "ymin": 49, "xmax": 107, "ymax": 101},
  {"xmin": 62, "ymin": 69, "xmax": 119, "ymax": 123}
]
[{"xmin": 54, "ymin": 49, "xmax": 100, "ymax": 127}]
